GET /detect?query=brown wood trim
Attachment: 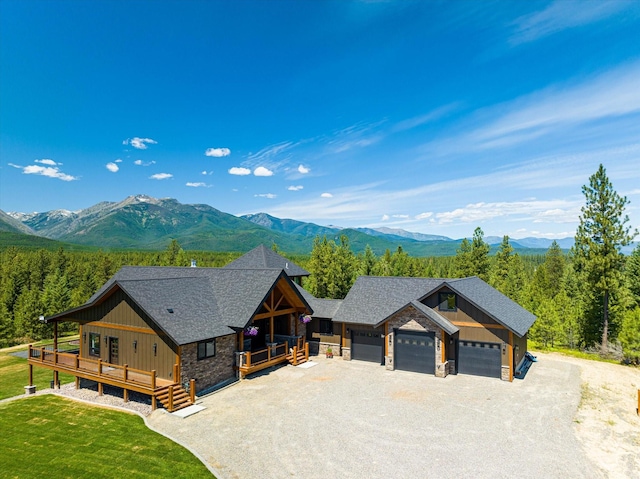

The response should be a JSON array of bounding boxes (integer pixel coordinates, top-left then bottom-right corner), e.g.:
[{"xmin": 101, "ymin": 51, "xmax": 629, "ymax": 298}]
[
  {"xmin": 441, "ymin": 331, "xmax": 446, "ymax": 363},
  {"xmin": 384, "ymin": 323, "xmax": 388, "ymax": 357},
  {"xmin": 342, "ymin": 323, "xmax": 347, "ymax": 348},
  {"xmin": 508, "ymin": 331, "xmax": 513, "ymax": 382},
  {"xmin": 252, "ymin": 308, "xmax": 299, "ymax": 320},
  {"xmin": 89, "ymin": 323, "xmax": 156, "ymax": 334},
  {"xmin": 451, "ymin": 321, "xmax": 507, "ymax": 330}
]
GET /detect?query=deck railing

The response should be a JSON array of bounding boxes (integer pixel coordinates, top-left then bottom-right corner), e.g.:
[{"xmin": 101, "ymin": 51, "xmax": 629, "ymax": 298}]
[{"xmin": 28, "ymin": 345, "xmax": 160, "ymax": 390}]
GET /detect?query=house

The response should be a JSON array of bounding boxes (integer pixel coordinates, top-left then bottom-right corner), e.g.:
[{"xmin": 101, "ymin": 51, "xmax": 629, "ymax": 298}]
[
  {"xmin": 28, "ymin": 257, "xmax": 314, "ymax": 411},
  {"xmin": 28, "ymin": 246, "xmax": 536, "ymax": 411},
  {"xmin": 305, "ymin": 275, "xmax": 535, "ymax": 381}
]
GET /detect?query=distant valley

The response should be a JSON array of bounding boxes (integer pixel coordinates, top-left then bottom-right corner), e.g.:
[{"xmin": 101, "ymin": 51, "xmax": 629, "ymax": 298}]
[{"xmin": 1, "ymin": 194, "xmax": 577, "ymax": 255}]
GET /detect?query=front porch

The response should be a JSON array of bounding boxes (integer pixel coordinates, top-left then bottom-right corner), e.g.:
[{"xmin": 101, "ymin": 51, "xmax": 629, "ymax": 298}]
[
  {"xmin": 236, "ymin": 336, "xmax": 309, "ymax": 379},
  {"xmin": 27, "ymin": 341, "xmax": 194, "ymax": 412}
]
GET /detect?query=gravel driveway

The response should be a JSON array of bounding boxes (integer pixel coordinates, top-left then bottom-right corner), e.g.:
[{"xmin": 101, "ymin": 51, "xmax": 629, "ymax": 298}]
[{"xmin": 147, "ymin": 355, "xmax": 602, "ymax": 479}]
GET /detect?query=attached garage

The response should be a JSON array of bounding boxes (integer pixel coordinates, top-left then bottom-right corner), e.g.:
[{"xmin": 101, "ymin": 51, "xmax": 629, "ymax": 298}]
[
  {"xmin": 458, "ymin": 340, "xmax": 502, "ymax": 378},
  {"xmin": 351, "ymin": 330, "xmax": 384, "ymax": 364},
  {"xmin": 394, "ymin": 330, "xmax": 435, "ymax": 374}
]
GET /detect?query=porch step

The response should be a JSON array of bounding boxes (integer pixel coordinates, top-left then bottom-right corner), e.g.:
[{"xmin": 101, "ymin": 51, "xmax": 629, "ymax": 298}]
[
  {"xmin": 286, "ymin": 350, "xmax": 308, "ymax": 365},
  {"xmin": 155, "ymin": 384, "xmax": 193, "ymax": 412}
]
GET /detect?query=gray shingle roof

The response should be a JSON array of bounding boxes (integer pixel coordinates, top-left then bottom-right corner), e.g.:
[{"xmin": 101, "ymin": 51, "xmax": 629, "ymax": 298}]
[
  {"xmin": 54, "ymin": 266, "xmax": 312, "ymax": 346},
  {"xmin": 333, "ymin": 275, "xmax": 535, "ymax": 337},
  {"xmin": 294, "ymin": 283, "xmax": 342, "ymax": 319},
  {"xmin": 223, "ymin": 244, "xmax": 309, "ymax": 277},
  {"xmin": 438, "ymin": 276, "xmax": 536, "ymax": 337},
  {"xmin": 332, "ymin": 276, "xmax": 444, "ymax": 325}
]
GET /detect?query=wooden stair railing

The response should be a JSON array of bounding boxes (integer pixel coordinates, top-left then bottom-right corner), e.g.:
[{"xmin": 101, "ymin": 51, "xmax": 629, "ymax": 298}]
[
  {"xmin": 155, "ymin": 382, "xmax": 195, "ymax": 412},
  {"xmin": 286, "ymin": 339, "xmax": 309, "ymax": 366}
]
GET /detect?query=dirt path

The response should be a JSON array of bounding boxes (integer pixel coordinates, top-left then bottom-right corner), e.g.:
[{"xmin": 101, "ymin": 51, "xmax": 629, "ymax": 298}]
[{"xmin": 536, "ymin": 352, "xmax": 640, "ymax": 479}]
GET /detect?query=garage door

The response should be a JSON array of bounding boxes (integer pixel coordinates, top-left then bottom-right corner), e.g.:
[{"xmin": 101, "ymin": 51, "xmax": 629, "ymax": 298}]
[
  {"xmin": 395, "ymin": 330, "xmax": 435, "ymax": 374},
  {"xmin": 351, "ymin": 330, "xmax": 384, "ymax": 364},
  {"xmin": 458, "ymin": 341, "xmax": 502, "ymax": 378}
]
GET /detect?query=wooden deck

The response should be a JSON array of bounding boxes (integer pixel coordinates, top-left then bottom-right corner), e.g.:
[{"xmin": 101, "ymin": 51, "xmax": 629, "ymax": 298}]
[
  {"xmin": 237, "ymin": 339, "xmax": 309, "ymax": 379},
  {"xmin": 27, "ymin": 345, "xmax": 193, "ymax": 412}
]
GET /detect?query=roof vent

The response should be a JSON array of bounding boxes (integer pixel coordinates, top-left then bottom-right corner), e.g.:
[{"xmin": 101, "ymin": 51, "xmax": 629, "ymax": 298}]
[
  {"xmin": 190, "ymin": 259, "xmax": 196, "ymax": 268},
  {"xmin": 285, "ymin": 262, "xmax": 289, "ymax": 269},
  {"xmin": 167, "ymin": 308, "xmax": 174, "ymax": 314}
]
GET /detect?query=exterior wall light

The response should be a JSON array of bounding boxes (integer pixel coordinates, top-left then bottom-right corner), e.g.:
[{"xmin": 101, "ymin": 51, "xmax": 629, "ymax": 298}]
[
  {"xmin": 133, "ymin": 340, "xmax": 137, "ymax": 352},
  {"xmin": 153, "ymin": 343, "xmax": 157, "ymax": 356}
]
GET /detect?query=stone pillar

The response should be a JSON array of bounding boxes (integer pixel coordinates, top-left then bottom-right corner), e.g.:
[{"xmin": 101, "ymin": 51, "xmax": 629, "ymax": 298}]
[
  {"xmin": 342, "ymin": 347, "xmax": 351, "ymax": 361},
  {"xmin": 501, "ymin": 365, "xmax": 511, "ymax": 381},
  {"xmin": 436, "ymin": 360, "xmax": 449, "ymax": 378},
  {"xmin": 24, "ymin": 385, "xmax": 36, "ymax": 395},
  {"xmin": 385, "ymin": 355, "xmax": 394, "ymax": 370}
]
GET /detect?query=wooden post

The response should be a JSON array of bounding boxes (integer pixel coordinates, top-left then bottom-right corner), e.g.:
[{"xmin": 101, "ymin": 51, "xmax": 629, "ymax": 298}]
[
  {"xmin": 342, "ymin": 323, "xmax": 347, "ymax": 348},
  {"xmin": 28, "ymin": 364, "xmax": 33, "ymax": 386},
  {"xmin": 98, "ymin": 382, "xmax": 103, "ymax": 396},
  {"xmin": 124, "ymin": 364, "xmax": 128, "ymax": 382},
  {"xmin": 75, "ymin": 377, "xmax": 79, "ymax": 389},
  {"xmin": 54, "ymin": 370, "xmax": 59, "ymax": 388},
  {"xmin": 246, "ymin": 351, "xmax": 251, "ymax": 368},
  {"xmin": 152, "ymin": 395, "xmax": 157, "ymax": 411},
  {"xmin": 305, "ymin": 341, "xmax": 309, "ymax": 362},
  {"xmin": 98, "ymin": 359, "xmax": 102, "ymax": 376},
  {"xmin": 190, "ymin": 379, "xmax": 196, "ymax": 404},
  {"xmin": 40, "ymin": 347, "xmax": 45, "ymax": 363},
  {"xmin": 168, "ymin": 386, "xmax": 174, "ymax": 412},
  {"xmin": 267, "ymin": 344, "xmax": 271, "ymax": 362},
  {"xmin": 123, "ymin": 389, "xmax": 128, "ymax": 403},
  {"xmin": 75, "ymin": 354, "xmax": 79, "ymax": 370},
  {"xmin": 270, "ymin": 315, "xmax": 274, "ymax": 344},
  {"xmin": 173, "ymin": 364, "xmax": 179, "ymax": 383},
  {"xmin": 293, "ymin": 346, "xmax": 298, "ymax": 366},
  {"xmin": 53, "ymin": 322, "xmax": 58, "ymax": 351},
  {"xmin": 151, "ymin": 370, "xmax": 156, "ymax": 390},
  {"xmin": 239, "ymin": 331, "xmax": 244, "ymax": 351}
]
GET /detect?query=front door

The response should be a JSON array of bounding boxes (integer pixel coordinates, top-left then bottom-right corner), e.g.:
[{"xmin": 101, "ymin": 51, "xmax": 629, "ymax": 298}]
[{"xmin": 108, "ymin": 337, "xmax": 119, "ymax": 364}]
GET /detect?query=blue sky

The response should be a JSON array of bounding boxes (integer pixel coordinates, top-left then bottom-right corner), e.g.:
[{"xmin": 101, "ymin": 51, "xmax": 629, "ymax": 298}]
[{"xmin": 1, "ymin": 0, "xmax": 639, "ymax": 240}]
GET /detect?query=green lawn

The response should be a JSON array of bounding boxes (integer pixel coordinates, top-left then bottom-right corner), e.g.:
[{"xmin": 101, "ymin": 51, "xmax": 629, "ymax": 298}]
[
  {"xmin": 0, "ymin": 351, "xmax": 75, "ymax": 400},
  {"xmin": 0, "ymin": 395, "xmax": 213, "ymax": 478}
]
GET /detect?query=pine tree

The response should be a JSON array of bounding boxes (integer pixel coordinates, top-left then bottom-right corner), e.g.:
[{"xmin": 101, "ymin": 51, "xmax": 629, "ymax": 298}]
[
  {"xmin": 626, "ymin": 244, "xmax": 640, "ymax": 307},
  {"xmin": 359, "ymin": 245, "xmax": 377, "ymax": 276},
  {"xmin": 572, "ymin": 164, "xmax": 638, "ymax": 352},
  {"xmin": 454, "ymin": 227, "xmax": 490, "ymax": 280}
]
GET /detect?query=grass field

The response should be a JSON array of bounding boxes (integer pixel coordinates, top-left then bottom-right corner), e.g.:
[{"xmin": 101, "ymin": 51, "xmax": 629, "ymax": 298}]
[
  {"xmin": 0, "ymin": 395, "xmax": 213, "ymax": 478},
  {"xmin": 0, "ymin": 349, "xmax": 75, "ymax": 400}
]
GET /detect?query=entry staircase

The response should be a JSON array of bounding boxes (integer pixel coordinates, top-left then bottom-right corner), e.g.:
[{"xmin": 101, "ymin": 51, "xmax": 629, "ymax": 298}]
[{"xmin": 155, "ymin": 383, "xmax": 194, "ymax": 412}]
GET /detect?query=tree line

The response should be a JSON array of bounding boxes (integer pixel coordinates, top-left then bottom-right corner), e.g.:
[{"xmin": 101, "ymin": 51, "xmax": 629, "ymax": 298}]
[{"xmin": 1, "ymin": 165, "xmax": 638, "ymax": 363}]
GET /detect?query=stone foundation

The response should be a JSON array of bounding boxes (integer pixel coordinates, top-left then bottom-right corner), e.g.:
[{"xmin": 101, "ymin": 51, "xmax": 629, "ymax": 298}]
[
  {"xmin": 319, "ymin": 342, "xmax": 340, "ymax": 356},
  {"xmin": 342, "ymin": 347, "xmax": 351, "ymax": 361},
  {"xmin": 436, "ymin": 360, "xmax": 449, "ymax": 378},
  {"xmin": 501, "ymin": 365, "xmax": 511, "ymax": 381},
  {"xmin": 24, "ymin": 385, "xmax": 36, "ymax": 395},
  {"xmin": 385, "ymin": 355, "xmax": 393, "ymax": 370},
  {"xmin": 181, "ymin": 334, "xmax": 236, "ymax": 393}
]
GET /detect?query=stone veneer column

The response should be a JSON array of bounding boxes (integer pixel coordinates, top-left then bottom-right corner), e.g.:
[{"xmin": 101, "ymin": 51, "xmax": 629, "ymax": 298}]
[{"xmin": 501, "ymin": 365, "xmax": 511, "ymax": 381}]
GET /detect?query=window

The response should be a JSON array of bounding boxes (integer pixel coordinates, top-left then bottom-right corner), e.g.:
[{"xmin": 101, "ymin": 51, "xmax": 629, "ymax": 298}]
[
  {"xmin": 89, "ymin": 333, "xmax": 100, "ymax": 357},
  {"xmin": 319, "ymin": 319, "xmax": 333, "ymax": 336},
  {"xmin": 197, "ymin": 339, "xmax": 216, "ymax": 360},
  {"xmin": 438, "ymin": 293, "xmax": 457, "ymax": 311}
]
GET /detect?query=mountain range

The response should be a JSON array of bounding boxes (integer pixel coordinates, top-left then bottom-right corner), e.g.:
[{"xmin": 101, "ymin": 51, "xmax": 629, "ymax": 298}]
[{"xmin": 1, "ymin": 194, "xmax": 577, "ymax": 255}]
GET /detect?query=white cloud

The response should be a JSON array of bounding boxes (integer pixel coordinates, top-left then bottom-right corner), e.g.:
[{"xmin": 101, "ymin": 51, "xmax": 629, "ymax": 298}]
[
  {"xmin": 392, "ymin": 214, "xmax": 409, "ymax": 219},
  {"xmin": 186, "ymin": 182, "xmax": 209, "ymax": 187},
  {"xmin": 255, "ymin": 193, "xmax": 277, "ymax": 199},
  {"xmin": 298, "ymin": 164, "xmax": 310, "ymax": 174},
  {"xmin": 114, "ymin": 159, "xmax": 122, "ymax": 163},
  {"xmin": 229, "ymin": 167, "xmax": 251, "ymax": 176},
  {"xmin": 254, "ymin": 166, "xmax": 274, "ymax": 177},
  {"xmin": 106, "ymin": 162, "xmax": 119, "ymax": 173},
  {"xmin": 434, "ymin": 200, "xmax": 581, "ymax": 225},
  {"xmin": 381, "ymin": 214, "xmax": 390, "ymax": 221},
  {"xmin": 134, "ymin": 159, "xmax": 156, "ymax": 166},
  {"xmin": 10, "ymin": 163, "xmax": 78, "ymax": 181},
  {"xmin": 35, "ymin": 159, "xmax": 58, "ymax": 166},
  {"xmin": 288, "ymin": 185, "xmax": 304, "ymax": 191},
  {"xmin": 321, "ymin": 193, "xmax": 333, "ymax": 198},
  {"xmin": 124, "ymin": 137, "xmax": 157, "ymax": 150},
  {"xmin": 509, "ymin": 0, "xmax": 631, "ymax": 46},
  {"xmin": 415, "ymin": 212, "xmax": 433, "ymax": 220},
  {"xmin": 205, "ymin": 147, "xmax": 231, "ymax": 157},
  {"xmin": 149, "ymin": 173, "xmax": 173, "ymax": 180}
]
